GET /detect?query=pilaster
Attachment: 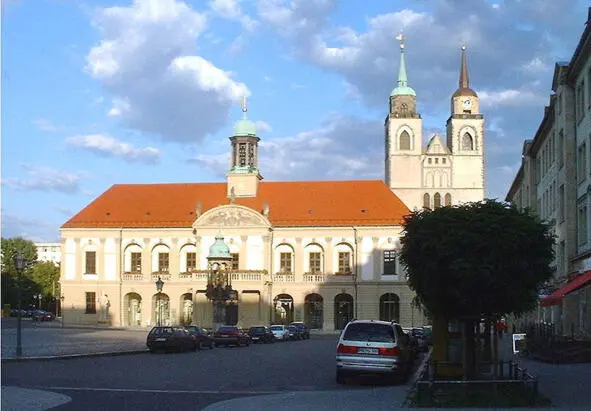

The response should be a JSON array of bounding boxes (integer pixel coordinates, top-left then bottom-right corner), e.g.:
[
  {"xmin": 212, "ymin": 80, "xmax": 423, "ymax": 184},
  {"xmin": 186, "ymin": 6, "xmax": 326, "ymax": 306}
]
[
  {"xmin": 324, "ymin": 237, "xmax": 333, "ymax": 274},
  {"xmin": 240, "ymin": 236, "xmax": 248, "ymax": 269},
  {"xmin": 170, "ymin": 238, "xmax": 179, "ymax": 278},
  {"xmin": 294, "ymin": 238, "xmax": 303, "ymax": 281},
  {"xmin": 142, "ymin": 238, "xmax": 151, "ymax": 279}
]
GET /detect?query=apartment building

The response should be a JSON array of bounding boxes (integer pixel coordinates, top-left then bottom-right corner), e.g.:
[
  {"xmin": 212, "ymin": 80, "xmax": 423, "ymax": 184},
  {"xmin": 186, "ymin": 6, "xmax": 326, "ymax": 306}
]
[{"xmin": 506, "ymin": 9, "xmax": 591, "ymax": 338}]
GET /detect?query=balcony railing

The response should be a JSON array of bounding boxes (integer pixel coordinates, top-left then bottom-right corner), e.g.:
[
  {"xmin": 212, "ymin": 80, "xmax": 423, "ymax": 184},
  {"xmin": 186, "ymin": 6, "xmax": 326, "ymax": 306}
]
[
  {"xmin": 151, "ymin": 273, "xmax": 171, "ymax": 281},
  {"xmin": 122, "ymin": 273, "xmax": 143, "ymax": 281},
  {"xmin": 273, "ymin": 272, "xmax": 295, "ymax": 282},
  {"xmin": 304, "ymin": 272, "xmax": 325, "ymax": 282}
]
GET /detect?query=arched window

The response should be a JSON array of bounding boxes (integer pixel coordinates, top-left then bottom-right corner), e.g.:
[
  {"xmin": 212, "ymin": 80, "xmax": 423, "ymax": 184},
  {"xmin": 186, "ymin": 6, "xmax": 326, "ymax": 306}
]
[
  {"xmin": 445, "ymin": 193, "xmax": 452, "ymax": 206},
  {"xmin": 399, "ymin": 130, "xmax": 411, "ymax": 150},
  {"xmin": 461, "ymin": 132, "xmax": 474, "ymax": 150},
  {"xmin": 434, "ymin": 192, "xmax": 442, "ymax": 208},
  {"xmin": 423, "ymin": 193, "xmax": 431, "ymax": 209}
]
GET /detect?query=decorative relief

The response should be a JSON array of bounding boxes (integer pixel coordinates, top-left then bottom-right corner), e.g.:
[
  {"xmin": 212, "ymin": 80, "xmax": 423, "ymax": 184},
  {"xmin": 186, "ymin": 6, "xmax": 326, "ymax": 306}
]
[{"xmin": 197, "ymin": 205, "xmax": 270, "ymax": 228}]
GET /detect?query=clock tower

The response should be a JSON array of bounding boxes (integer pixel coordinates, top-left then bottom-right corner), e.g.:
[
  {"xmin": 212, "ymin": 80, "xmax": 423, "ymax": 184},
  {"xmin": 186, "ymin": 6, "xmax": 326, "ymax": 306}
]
[{"xmin": 445, "ymin": 46, "xmax": 485, "ymax": 202}]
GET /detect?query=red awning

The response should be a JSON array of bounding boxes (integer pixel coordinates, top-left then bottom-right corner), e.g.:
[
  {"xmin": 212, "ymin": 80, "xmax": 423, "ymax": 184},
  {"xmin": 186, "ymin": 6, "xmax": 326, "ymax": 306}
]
[{"xmin": 540, "ymin": 270, "xmax": 591, "ymax": 307}]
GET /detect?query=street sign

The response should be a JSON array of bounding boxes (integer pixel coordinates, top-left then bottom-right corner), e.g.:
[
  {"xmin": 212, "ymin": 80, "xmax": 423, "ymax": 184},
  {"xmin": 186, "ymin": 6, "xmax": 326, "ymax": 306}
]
[{"xmin": 512, "ymin": 333, "xmax": 527, "ymax": 354}]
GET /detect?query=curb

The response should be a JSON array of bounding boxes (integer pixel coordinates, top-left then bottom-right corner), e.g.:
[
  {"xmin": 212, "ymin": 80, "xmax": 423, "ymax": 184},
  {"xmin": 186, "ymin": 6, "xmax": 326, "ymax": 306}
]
[{"xmin": 1, "ymin": 349, "xmax": 149, "ymax": 363}]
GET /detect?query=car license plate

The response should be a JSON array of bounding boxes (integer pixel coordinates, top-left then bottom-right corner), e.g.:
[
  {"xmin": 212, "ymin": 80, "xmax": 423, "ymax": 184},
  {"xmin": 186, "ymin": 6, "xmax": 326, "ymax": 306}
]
[
  {"xmin": 357, "ymin": 347, "xmax": 379, "ymax": 354},
  {"xmin": 220, "ymin": 334, "xmax": 229, "ymax": 338},
  {"xmin": 155, "ymin": 338, "xmax": 166, "ymax": 342}
]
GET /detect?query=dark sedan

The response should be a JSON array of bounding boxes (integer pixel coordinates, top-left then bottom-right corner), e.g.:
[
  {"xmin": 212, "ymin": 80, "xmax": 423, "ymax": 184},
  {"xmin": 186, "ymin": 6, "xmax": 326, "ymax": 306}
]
[
  {"xmin": 146, "ymin": 326, "xmax": 196, "ymax": 353},
  {"xmin": 247, "ymin": 326, "xmax": 275, "ymax": 343},
  {"xmin": 290, "ymin": 322, "xmax": 310, "ymax": 339},
  {"xmin": 185, "ymin": 325, "xmax": 215, "ymax": 349},
  {"xmin": 213, "ymin": 325, "xmax": 251, "ymax": 347}
]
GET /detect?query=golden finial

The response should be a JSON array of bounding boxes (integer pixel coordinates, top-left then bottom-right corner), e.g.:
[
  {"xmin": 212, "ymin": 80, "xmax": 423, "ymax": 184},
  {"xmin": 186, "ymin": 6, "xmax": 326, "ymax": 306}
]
[{"xmin": 241, "ymin": 95, "xmax": 248, "ymax": 119}]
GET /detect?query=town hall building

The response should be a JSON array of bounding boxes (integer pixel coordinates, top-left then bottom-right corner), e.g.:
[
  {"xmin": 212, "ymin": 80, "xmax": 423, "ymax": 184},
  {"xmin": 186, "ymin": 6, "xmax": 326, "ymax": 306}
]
[{"xmin": 59, "ymin": 38, "xmax": 485, "ymax": 330}]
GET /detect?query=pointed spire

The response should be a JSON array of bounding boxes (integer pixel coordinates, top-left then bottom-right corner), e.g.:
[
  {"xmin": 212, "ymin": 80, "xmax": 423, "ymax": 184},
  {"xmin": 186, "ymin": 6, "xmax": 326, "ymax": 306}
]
[
  {"xmin": 396, "ymin": 33, "xmax": 408, "ymax": 87},
  {"xmin": 459, "ymin": 45, "xmax": 469, "ymax": 89},
  {"xmin": 391, "ymin": 33, "xmax": 416, "ymax": 97}
]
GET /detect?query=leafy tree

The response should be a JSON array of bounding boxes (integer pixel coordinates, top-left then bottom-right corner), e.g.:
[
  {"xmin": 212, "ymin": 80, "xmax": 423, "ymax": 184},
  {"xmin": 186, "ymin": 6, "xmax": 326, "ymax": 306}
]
[
  {"xmin": 399, "ymin": 200, "xmax": 554, "ymax": 378},
  {"xmin": 1, "ymin": 237, "xmax": 38, "ymax": 275},
  {"xmin": 399, "ymin": 200, "xmax": 554, "ymax": 319}
]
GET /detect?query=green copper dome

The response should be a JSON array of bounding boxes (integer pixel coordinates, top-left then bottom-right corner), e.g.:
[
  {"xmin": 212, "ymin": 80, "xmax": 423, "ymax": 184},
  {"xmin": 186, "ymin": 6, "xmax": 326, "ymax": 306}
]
[
  {"xmin": 233, "ymin": 118, "xmax": 257, "ymax": 137},
  {"xmin": 208, "ymin": 234, "xmax": 232, "ymax": 259}
]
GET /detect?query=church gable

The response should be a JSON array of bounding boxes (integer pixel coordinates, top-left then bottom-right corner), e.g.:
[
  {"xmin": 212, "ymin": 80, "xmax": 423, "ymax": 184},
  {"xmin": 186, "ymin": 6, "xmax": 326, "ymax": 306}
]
[{"xmin": 425, "ymin": 135, "xmax": 450, "ymax": 155}]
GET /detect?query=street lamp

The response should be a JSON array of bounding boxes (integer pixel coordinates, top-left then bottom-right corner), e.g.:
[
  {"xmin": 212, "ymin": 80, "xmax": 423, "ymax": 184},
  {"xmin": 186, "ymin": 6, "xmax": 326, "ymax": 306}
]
[
  {"xmin": 155, "ymin": 276, "xmax": 164, "ymax": 326},
  {"xmin": 13, "ymin": 252, "xmax": 26, "ymax": 358}
]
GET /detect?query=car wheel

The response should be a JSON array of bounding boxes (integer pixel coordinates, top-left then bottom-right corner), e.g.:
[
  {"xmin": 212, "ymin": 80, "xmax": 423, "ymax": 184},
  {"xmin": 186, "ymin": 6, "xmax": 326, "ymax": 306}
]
[
  {"xmin": 336, "ymin": 369, "xmax": 346, "ymax": 385},
  {"xmin": 246, "ymin": 339, "xmax": 250, "ymax": 347},
  {"xmin": 209, "ymin": 342, "xmax": 215, "ymax": 349}
]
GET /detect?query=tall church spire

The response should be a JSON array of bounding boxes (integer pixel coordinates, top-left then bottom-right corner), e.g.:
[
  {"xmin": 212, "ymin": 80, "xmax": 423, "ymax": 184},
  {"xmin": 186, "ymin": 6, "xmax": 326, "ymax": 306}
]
[
  {"xmin": 459, "ymin": 45, "xmax": 469, "ymax": 88},
  {"xmin": 391, "ymin": 33, "xmax": 416, "ymax": 97},
  {"xmin": 452, "ymin": 45, "xmax": 477, "ymax": 98}
]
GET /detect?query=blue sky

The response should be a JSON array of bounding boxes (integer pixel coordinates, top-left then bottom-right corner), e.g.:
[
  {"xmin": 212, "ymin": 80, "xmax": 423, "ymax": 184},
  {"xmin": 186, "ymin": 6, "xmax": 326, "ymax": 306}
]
[{"xmin": 1, "ymin": 0, "xmax": 589, "ymax": 242}]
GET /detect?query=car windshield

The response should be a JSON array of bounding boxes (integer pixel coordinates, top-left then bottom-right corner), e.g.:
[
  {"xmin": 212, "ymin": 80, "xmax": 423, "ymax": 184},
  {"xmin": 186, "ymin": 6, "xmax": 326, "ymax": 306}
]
[
  {"xmin": 187, "ymin": 326, "xmax": 201, "ymax": 333},
  {"xmin": 270, "ymin": 326, "xmax": 283, "ymax": 331},
  {"xmin": 149, "ymin": 327, "xmax": 174, "ymax": 336},
  {"xmin": 218, "ymin": 326, "xmax": 236, "ymax": 333},
  {"xmin": 250, "ymin": 327, "xmax": 265, "ymax": 332},
  {"xmin": 343, "ymin": 323, "xmax": 395, "ymax": 343}
]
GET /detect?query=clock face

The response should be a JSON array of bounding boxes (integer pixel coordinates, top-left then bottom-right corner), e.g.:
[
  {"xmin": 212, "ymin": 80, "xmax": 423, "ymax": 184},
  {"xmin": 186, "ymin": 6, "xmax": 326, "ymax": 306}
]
[{"xmin": 462, "ymin": 99, "xmax": 472, "ymax": 109}]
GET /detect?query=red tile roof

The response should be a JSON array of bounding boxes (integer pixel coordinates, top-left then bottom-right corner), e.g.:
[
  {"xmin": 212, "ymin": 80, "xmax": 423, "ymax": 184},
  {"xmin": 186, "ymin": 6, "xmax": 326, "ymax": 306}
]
[{"xmin": 61, "ymin": 180, "xmax": 410, "ymax": 229}]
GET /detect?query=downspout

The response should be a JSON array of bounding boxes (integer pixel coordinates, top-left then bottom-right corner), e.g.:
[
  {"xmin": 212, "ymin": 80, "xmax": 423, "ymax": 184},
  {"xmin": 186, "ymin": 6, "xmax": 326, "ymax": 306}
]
[
  {"xmin": 268, "ymin": 228, "xmax": 274, "ymax": 324},
  {"xmin": 119, "ymin": 228, "xmax": 123, "ymax": 327},
  {"xmin": 353, "ymin": 226, "xmax": 358, "ymax": 319}
]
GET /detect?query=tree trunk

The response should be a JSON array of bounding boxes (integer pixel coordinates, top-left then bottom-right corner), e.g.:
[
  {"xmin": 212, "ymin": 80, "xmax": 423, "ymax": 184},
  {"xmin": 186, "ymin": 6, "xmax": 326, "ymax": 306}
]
[{"xmin": 432, "ymin": 314, "xmax": 448, "ymax": 365}]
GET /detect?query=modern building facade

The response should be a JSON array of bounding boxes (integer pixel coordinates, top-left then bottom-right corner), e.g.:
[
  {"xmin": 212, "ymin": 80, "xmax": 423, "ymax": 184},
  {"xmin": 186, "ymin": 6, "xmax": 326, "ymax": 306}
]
[
  {"xmin": 60, "ymin": 38, "xmax": 486, "ymax": 330},
  {"xmin": 35, "ymin": 242, "xmax": 61, "ymax": 265},
  {"xmin": 506, "ymin": 9, "xmax": 591, "ymax": 338}
]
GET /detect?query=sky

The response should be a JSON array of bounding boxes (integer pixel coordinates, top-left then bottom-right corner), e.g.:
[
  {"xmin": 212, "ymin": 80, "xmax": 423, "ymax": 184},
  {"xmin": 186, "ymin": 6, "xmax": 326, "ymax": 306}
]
[{"xmin": 1, "ymin": 0, "xmax": 589, "ymax": 242}]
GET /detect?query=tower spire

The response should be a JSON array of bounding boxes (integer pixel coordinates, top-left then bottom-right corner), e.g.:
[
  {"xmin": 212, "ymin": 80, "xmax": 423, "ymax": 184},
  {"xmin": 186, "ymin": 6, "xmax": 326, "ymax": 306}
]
[
  {"xmin": 459, "ymin": 45, "xmax": 469, "ymax": 89},
  {"xmin": 396, "ymin": 33, "xmax": 408, "ymax": 87},
  {"xmin": 390, "ymin": 33, "xmax": 416, "ymax": 97}
]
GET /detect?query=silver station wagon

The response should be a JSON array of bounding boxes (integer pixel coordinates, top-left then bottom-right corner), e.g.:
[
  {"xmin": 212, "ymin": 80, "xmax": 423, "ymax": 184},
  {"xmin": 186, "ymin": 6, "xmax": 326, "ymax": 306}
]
[{"xmin": 335, "ymin": 319, "xmax": 413, "ymax": 384}]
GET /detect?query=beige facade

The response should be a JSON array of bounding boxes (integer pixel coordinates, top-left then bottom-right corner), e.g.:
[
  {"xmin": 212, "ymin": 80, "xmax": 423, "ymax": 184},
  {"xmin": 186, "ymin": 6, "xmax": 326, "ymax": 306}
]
[
  {"xmin": 386, "ymin": 47, "xmax": 485, "ymax": 211},
  {"xmin": 506, "ymin": 9, "xmax": 591, "ymax": 338}
]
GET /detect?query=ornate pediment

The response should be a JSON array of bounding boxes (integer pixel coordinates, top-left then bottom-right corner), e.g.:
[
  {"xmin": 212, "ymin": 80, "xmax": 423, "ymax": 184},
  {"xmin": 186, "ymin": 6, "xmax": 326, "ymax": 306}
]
[{"xmin": 194, "ymin": 205, "xmax": 270, "ymax": 228}]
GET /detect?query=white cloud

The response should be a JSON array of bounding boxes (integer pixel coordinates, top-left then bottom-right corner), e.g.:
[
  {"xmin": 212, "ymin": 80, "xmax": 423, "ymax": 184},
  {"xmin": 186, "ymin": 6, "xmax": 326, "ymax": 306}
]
[
  {"xmin": 33, "ymin": 119, "xmax": 59, "ymax": 132},
  {"xmin": 0, "ymin": 212, "xmax": 60, "ymax": 242},
  {"xmin": 2, "ymin": 165, "xmax": 86, "ymax": 194},
  {"xmin": 85, "ymin": 0, "xmax": 249, "ymax": 143},
  {"xmin": 65, "ymin": 134, "xmax": 161, "ymax": 164},
  {"xmin": 254, "ymin": 120, "xmax": 272, "ymax": 133},
  {"xmin": 479, "ymin": 89, "xmax": 546, "ymax": 107},
  {"xmin": 209, "ymin": 0, "xmax": 258, "ymax": 31}
]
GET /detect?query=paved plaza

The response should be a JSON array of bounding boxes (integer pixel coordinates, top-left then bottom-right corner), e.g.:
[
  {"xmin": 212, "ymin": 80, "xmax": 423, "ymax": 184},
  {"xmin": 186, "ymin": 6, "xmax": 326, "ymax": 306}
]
[{"xmin": 2, "ymin": 319, "xmax": 590, "ymax": 410}]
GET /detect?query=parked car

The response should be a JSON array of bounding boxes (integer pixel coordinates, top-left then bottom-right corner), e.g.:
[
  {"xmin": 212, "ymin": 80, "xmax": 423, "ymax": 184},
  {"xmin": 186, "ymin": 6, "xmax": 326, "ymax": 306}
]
[
  {"xmin": 269, "ymin": 324, "xmax": 290, "ymax": 341},
  {"xmin": 185, "ymin": 325, "xmax": 215, "ymax": 349},
  {"xmin": 409, "ymin": 327, "xmax": 429, "ymax": 352},
  {"xmin": 31, "ymin": 310, "xmax": 55, "ymax": 321},
  {"xmin": 286, "ymin": 325, "xmax": 302, "ymax": 340},
  {"xmin": 213, "ymin": 325, "xmax": 251, "ymax": 347},
  {"xmin": 290, "ymin": 322, "xmax": 310, "ymax": 339},
  {"xmin": 146, "ymin": 326, "xmax": 197, "ymax": 353},
  {"xmin": 247, "ymin": 326, "xmax": 275, "ymax": 343},
  {"xmin": 335, "ymin": 319, "xmax": 414, "ymax": 384}
]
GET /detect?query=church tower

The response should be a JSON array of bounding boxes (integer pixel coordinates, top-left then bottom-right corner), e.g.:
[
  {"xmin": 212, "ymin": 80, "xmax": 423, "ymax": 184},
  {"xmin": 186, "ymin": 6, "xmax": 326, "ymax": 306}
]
[
  {"xmin": 385, "ymin": 34, "xmax": 423, "ymax": 209},
  {"xmin": 226, "ymin": 97, "xmax": 262, "ymax": 198},
  {"xmin": 445, "ymin": 46, "xmax": 485, "ymax": 203}
]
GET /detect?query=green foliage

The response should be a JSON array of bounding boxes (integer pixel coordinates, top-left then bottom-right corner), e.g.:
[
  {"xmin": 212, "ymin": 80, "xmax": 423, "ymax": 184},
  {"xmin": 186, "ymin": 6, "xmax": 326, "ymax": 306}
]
[
  {"xmin": 399, "ymin": 200, "xmax": 555, "ymax": 319},
  {"xmin": 31, "ymin": 261, "xmax": 60, "ymax": 296},
  {"xmin": 1, "ymin": 237, "xmax": 38, "ymax": 275},
  {"xmin": 1, "ymin": 237, "xmax": 59, "ymax": 307}
]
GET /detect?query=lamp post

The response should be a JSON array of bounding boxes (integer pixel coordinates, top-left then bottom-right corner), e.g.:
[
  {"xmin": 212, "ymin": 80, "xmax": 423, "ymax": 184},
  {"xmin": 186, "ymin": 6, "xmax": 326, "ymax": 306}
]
[
  {"xmin": 13, "ymin": 252, "xmax": 26, "ymax": 358},
  {"xmin": 155, "ymin": 276, "xmax": 164, "ymax": 326}
]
